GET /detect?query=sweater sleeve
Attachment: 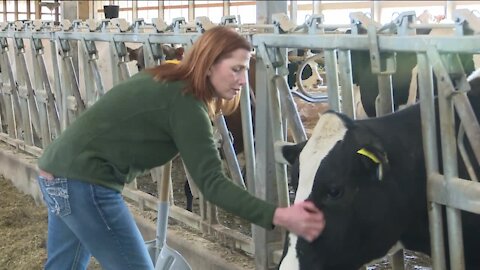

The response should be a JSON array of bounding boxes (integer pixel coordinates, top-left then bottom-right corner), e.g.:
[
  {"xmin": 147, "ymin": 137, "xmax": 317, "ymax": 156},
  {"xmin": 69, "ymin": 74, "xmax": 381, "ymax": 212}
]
[{"xmin": 169, "ymin": 94, "xmax": 276, "ymax": 229}]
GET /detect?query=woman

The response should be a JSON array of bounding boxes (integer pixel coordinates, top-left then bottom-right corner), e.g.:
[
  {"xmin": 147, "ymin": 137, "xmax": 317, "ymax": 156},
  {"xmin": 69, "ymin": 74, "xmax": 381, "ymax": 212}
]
[{"xmin": 37, "ymin": 26, "xmax": 325, "ymax": 270}]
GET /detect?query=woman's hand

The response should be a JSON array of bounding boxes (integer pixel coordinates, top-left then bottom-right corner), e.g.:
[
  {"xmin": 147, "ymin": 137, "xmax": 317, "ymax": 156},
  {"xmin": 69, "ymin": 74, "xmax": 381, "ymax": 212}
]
[{"xmin": 273, "ymin": 201, "xmax": 325, "ymax": 242}]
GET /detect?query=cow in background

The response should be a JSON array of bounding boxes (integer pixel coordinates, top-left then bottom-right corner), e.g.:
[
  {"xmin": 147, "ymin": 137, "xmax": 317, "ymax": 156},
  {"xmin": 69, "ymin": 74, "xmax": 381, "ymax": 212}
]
[
  {"xmin": 274, "ymin": 73, "xmax": 480, "ymax": 269},
  {"xmin": 127, "ymin": 44, "xmax": 184, "ymax": 72},
  {"xmin": 287, "ymin": 49, "xmax": 324, "ymax": 91},
  {"xmin": 351, "ymin": 49, "xmax": 475, "ymax": 118},
  {"xmin": 349, "ymin": 26, "xmax": 476, "ymax": 118}
]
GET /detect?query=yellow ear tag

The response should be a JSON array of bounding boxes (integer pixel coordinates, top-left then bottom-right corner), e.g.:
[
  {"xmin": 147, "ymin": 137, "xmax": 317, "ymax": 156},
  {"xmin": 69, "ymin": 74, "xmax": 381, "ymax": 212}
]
[
  {"xmin": 357, "ymin": 148, "xmax": 380, "ymax": 164},
  {"xmin": 164, "ymin": 59, "xmax": 180, "ymax": 65}
]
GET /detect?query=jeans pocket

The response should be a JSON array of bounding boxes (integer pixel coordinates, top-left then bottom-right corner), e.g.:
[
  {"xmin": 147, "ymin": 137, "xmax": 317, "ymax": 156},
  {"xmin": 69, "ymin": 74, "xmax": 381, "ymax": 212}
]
[{"xmin": 38, "ymin": 176, "xmax": 71, "ymax": 217}]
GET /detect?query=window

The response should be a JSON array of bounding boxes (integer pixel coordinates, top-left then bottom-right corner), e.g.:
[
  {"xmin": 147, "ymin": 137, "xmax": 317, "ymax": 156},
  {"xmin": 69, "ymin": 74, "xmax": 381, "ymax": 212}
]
[
  {"xmin": 164, "ymin": 1, "xmax": 188, "ymax": 24},
  {"xmin": 138, "ymin": 10, "xmax": 159, "ymax": 23},
  {"xmin": 118, "ymin": 1, "xmax": 133, "ymax": 22},
  {"xmin": 322, "ymin": 8, "xmax": 371, "ymax": 24},
  {"xmin": 6, "ymin": 13, "xmax": 15, "ymax": 22},
  {"xmin": 39, "ymin": 1, "xmax": 61, "ymax": 22},
  {"xmin": 6, "ymin": 1, "xmax": 14, "ymax": 11},
  {"xmin": 30, "ymin": 1, "xmax": 36, "ymax": 14},
  {"xmin": 18, "ymin": 1, "xmax": 26, "ymax": 20},
  {"xmin": 380, "ymin": 6, "xmax": 444, "ymax": 24},
  {"xmin": 100, "ymin": 0, "xmax": 112, "ymax": 11},
  {"xmin": 138, "ymin": 0, "xmax": 159, "ymax": 22},
  {"xmin": 297, "ymin": 1, "xmax": 314, "ymax": 25},
  {"xmin": 96, "ymin": 1, "xmax": 132, "ymax": 21},
  {"xmin": 194, "ymin": 1, "xmax": 223, "ymax": 23},
  {"xmin": 6, "ymin": 0, "xmax": 15, "ymax": 21},
  {"xmin": 18, "ymin": 14, "xmax": 28, "ymax": 20},
  {"xmin": 98, "ymin": 1, "xmax": 115, "ymax": 20},
  {"xmin": 455, "ymin": 2, "xmax": 480, "ymax": 16},
  {"xmin": 322, "ymin": 0, "xmax": 353, "ymax": 3},
  {"xmin": 138, "ymin": 0, "xmax": 159, "ymax": 7},
  {"xmin": 230, "ymin": 1, "xmax": 256, "ymax": 24}
]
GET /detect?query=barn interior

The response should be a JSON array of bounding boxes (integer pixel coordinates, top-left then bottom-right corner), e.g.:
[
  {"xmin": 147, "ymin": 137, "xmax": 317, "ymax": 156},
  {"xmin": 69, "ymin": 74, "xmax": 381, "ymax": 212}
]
[{"xmin": 1, "ymin": 1, "xmax": 480, "ymax": 270}]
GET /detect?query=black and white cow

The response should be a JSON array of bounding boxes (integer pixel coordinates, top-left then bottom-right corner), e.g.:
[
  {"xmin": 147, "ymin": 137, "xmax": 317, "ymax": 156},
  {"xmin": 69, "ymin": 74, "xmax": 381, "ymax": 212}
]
[{"xmin": 275, "ymin": 73, "xmax": 480, "ymax": 269}]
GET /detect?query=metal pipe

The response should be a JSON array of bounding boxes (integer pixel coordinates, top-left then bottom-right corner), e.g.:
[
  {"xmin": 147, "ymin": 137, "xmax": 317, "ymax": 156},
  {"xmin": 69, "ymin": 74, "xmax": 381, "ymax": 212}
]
[
  {"xmin": 417, "ymin": 52, "xmax": 446, "ymax": 270},
  {"xmin": 324, "ymin": 49, "xmax": 341, "ymax": 112},
  {"xmin": 337, "ymin": 49, "xmax": 355, "ymax": 118},
  {"xmin": 426, "ymin": 46, "xmax": 465, "ymax": 270},
  {"xmin": 239, "ymin": 79, "xmax": 256, "ymax": 194},
  {"xmin": 274, "ymin": 75, "xmax": 307, "ymax": 143},
  {"xmin": 214, "ymin": 114, "xmax": 247, "ymax": 190}
]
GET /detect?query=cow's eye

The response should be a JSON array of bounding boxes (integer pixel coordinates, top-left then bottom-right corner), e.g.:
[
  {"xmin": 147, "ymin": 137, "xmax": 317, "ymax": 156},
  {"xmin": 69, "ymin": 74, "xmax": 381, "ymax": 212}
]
[{"xmin": 326, "ymin": 186, "xmax": 343, "ymax": 199}]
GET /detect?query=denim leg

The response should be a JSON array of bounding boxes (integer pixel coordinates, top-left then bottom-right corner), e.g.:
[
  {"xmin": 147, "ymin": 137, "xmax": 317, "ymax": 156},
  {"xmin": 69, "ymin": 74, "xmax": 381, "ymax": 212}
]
[
  {"xmin": 38, "ymin": 176, "xmax": 91, "ymax": 270},
  {"xmin": 46, "ymin": 210, "xmax": 91, "ymax": 269},
  {"xmin": 62, "ymin": 178, "xmax": 153, "ymax": 270},
  {"xmin": 38, "ymin": 177, "xmax": 154, "ymax": 270}
]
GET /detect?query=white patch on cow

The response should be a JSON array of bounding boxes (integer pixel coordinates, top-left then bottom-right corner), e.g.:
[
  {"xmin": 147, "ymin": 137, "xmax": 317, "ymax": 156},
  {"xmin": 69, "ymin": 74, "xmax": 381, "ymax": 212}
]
[
  {"xmin": 300, "ymin": 61, "xmax": 324, "ymax": 91},
  {"xmin": 295, "ymin": 113, "xmax": 348, "ymax": 202},
  {"xmin": 467, "ymin": 68, "xmax": 480, "ymax": 82},
  {"xmin": 279, "ymin": 113, "xmax": 348, "ymax": 270},
  {"xmin": 279, "ymin": 234, "xmax": 300, "ymax": 270}
]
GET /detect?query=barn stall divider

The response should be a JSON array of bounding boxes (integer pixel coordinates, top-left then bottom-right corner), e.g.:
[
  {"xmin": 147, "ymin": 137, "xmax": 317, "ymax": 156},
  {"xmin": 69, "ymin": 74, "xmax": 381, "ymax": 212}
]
[{"xmin": 0, "ymin": 9, "xmax": 478, "ymax": 270}]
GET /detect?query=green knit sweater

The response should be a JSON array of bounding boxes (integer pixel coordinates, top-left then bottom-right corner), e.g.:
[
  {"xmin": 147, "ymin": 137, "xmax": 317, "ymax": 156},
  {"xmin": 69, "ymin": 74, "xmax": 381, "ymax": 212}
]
[{"xmin": 38, "ymin": 72, "xmax": 276, "ymax": 229}]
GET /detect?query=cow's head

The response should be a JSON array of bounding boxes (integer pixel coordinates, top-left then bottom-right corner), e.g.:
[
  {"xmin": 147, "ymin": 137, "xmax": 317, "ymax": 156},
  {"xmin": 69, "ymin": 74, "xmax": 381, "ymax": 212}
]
[
  {"xmin": 275, "ymin": 111, "xmax": 395, "ymax": 270},
  {"xmin": 127, "ymin": 45, "xmax": 185, "ymax": 71}
]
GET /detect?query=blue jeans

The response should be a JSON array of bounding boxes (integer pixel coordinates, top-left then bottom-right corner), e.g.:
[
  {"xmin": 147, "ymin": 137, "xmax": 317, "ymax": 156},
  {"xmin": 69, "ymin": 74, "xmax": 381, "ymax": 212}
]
[{"xmin": 37, "ymin": 176, "xmax": 154, "ymax": 270}]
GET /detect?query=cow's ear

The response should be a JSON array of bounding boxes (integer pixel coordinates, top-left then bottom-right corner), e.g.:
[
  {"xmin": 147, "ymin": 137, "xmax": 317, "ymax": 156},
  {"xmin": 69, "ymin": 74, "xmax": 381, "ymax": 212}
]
[
  {"xmin": 175, "ymin": 47, "xmax": 184, "ymax": 60},
  {"xmin": 274, "ymin": 141, "xmax": 307, "ymax": 165},
  {"xmin": 356, "ymin": 144, "xmax": 389, "ymax": 180}
]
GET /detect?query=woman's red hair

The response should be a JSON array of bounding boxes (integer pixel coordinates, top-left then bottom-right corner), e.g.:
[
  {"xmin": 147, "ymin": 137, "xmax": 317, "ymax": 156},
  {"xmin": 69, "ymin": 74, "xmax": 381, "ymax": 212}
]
[{"xmin": 146, "ymin": 26, "xmax": 252, "ymax": 118}]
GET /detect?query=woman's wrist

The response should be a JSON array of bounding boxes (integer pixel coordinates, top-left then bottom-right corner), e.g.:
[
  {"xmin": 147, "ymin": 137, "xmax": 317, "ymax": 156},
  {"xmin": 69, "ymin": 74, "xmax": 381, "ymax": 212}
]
[{"xmin": 273, "ymin": 207, "xmax": 286, "ymax": 228}]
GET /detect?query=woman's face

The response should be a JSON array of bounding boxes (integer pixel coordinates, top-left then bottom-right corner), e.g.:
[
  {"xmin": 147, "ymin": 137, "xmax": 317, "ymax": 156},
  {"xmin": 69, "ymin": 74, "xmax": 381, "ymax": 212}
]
[{"xmin": 207, "ymin": 48, "xmax": 250, "ymax": 100}]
